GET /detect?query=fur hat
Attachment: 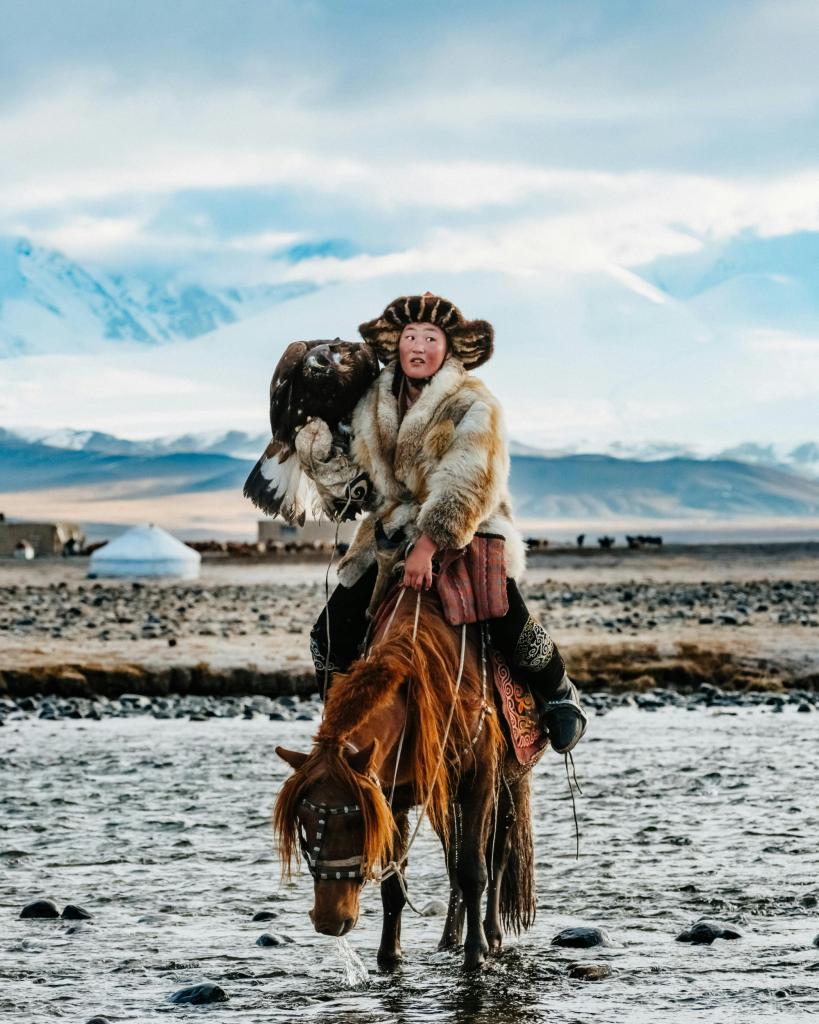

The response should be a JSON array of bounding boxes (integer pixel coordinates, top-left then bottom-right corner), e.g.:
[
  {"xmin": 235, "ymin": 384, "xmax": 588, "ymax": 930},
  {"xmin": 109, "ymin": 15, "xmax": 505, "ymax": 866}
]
[{"xmin": 358, "ymin": 292, "xmax": 494, "ymax": 370}]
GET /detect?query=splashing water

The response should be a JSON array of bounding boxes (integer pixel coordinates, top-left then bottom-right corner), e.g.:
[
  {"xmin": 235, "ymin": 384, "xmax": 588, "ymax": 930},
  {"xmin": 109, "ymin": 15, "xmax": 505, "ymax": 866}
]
[{"xmin": 334, "ymin": 936, "xmax": 370, "ymax": 988}]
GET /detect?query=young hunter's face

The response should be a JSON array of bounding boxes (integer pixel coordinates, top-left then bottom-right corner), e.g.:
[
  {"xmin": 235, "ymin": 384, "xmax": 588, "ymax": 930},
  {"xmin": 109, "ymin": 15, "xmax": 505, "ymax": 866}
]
[{"xmin": 398, "ymin": 322, "xmax": 448, "ymax": 380}]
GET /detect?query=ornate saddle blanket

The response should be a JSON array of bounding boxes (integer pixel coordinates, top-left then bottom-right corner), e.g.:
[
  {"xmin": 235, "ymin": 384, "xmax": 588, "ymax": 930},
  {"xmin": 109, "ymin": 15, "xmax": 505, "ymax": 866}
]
[
  {"xmin": 489, "ymin": 646, "xmax": 549, "ymax": 768},
  {"xmin": 366, "ymin": 580, "xmax": 548, "ymax": 768}
]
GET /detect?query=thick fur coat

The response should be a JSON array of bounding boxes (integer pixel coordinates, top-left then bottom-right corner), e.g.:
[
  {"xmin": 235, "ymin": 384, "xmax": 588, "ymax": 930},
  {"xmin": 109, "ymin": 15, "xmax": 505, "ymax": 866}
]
[{"xmin": 336, "ymin": 356, "xmax": 526, "ymax": 587}]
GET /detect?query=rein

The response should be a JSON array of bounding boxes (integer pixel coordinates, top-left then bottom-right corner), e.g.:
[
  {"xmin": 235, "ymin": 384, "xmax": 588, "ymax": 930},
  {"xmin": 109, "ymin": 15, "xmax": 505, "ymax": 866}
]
[{"xmin": 372, "ymin": 616, "xmax": 468, "ymax": 904}]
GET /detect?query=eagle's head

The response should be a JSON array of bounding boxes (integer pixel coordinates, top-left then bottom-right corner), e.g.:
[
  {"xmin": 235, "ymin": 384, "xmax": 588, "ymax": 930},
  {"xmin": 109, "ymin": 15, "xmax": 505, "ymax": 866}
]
[{"xmin": 269, "ymin": 338, "xmax": 378, "ymax": 443}]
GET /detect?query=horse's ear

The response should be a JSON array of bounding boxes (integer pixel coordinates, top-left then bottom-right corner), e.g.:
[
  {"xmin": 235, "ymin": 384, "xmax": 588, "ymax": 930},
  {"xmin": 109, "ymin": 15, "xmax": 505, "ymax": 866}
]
[
  {"xmin": 275, "ymin": 746, "xmax": 308, "ymax": 770},
  {"xmin": 346, "ymin": 738, "xmax": 379, "ymax": 776}
]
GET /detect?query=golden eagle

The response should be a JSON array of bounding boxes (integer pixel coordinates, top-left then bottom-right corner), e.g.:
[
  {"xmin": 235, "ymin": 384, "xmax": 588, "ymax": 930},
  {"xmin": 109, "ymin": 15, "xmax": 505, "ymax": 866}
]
[{"xmin": 243, "ymin": 339, "xmax": 378, "ymax": 523}]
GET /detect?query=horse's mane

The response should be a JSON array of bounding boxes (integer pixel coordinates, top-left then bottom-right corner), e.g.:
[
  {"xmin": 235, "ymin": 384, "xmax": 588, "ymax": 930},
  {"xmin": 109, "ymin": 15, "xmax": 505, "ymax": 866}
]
[{"xmin": 273, "ymin": 589, "xmax": 503, "ymax": 877}]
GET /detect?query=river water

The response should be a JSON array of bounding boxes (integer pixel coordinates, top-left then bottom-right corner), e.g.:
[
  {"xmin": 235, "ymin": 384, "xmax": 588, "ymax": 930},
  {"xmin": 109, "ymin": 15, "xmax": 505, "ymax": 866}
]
[{"xmin": 2, "ymin": 706, "xmax": 817, "ymax": 1023}]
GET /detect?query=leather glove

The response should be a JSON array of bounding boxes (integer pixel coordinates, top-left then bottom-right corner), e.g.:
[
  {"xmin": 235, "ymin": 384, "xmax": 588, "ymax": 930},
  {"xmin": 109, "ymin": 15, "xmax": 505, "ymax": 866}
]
[{"xmin": 294, "ymin": 418, "xmax": 370, "ymax": 520}]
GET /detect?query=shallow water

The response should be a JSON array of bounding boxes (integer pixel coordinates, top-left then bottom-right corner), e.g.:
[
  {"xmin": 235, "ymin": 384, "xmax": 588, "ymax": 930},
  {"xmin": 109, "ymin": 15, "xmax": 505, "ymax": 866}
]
[{"xmin": 1, "ymin": 707, "xmax": 817, "ymax": 1023}]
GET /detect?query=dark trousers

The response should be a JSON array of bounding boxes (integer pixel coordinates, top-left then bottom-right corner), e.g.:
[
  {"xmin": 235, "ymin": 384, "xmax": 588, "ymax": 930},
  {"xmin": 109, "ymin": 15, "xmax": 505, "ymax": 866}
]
[{"xmin": 310, "ymin": 565, "xmax": 566, "ymax": 700}]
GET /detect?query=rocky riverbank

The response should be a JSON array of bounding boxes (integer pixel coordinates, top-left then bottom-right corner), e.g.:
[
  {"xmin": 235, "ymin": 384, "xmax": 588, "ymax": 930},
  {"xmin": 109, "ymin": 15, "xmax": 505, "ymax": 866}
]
[
  {"xmin": 1, "ymin": 544, "xmax": 817, "ymax": 703},
  {"xmin": 1, "ymin": 679, "xmax": 817, "ymax": 727}
]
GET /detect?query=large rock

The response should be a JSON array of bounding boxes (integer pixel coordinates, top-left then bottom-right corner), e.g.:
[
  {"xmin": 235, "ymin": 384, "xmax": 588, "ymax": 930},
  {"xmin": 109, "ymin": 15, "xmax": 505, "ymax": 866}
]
[
  {"xmin": 20, "ymin": 899, "xmax": 60, "ymax": 919},
  {"xmin": 551, "ymin": 926, "xmax": 611, "ymax": 948},
  {"xmin": 169, "ymin": 983, "xmax": 228, "ymax": 1005},
  {"xmin": 568, "ymin": 963, "xmax": 613, "ymax": 980},
  {"xmin": 676, "ymin": 919, "xmax": 742, "ymax": 944},
  {"xmin": 420, "ymin": 900, "xmax": 448, "ymax": 917}
]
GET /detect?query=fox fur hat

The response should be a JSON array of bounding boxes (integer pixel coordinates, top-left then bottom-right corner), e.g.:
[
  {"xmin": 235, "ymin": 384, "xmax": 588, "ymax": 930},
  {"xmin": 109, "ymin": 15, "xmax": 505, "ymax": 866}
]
[{"xmin": 358, "ymin": 291, "xmax": 494, "ymax": 370}]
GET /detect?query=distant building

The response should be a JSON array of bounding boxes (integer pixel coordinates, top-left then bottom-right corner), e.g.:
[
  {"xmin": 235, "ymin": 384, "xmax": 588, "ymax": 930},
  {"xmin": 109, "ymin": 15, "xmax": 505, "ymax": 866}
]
[
  {"xmin": 257, "ymin": 519, "xmax": 357, "ymax": 546},
  {"xmin": 0, "ymin": 518, "xmax": 85, "ymax": 557}
]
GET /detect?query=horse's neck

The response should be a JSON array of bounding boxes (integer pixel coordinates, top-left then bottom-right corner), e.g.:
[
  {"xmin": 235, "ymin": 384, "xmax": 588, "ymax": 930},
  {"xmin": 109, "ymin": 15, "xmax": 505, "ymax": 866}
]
[{"xmin": 345, "ymin": 684, "xmax": 409, "ymax": 789}]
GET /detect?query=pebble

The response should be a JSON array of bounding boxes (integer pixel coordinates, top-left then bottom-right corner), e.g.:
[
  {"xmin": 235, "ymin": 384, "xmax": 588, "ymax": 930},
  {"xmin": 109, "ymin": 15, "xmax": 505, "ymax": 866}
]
[
  {"xmin": 255, "ymin": 932, "xmax": 293, "ymax": 946},
  {"xmin": 20, "ymin": 899, "xmax": 60, "ymax": 919},
  {"xmin": 62, "ymin": 904, "xmax": 92, "ymax": 920},
  {"xmin": 169, "ymin": 983, "xmax": 228, "ymax": 1005},
  {"xmin": 676, "ymin": 919, "xmax": 742, "ymax": 944},
  {"xmin": 551, "ymin": 926, "xmax": 611, "ymax": 948}
]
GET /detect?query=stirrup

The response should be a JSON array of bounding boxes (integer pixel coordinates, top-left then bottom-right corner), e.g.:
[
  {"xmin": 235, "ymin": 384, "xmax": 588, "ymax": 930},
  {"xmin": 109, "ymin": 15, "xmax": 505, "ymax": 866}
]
[{"xmin": 541, "ymin": 697, "xmax": 588, "ymax": 754}]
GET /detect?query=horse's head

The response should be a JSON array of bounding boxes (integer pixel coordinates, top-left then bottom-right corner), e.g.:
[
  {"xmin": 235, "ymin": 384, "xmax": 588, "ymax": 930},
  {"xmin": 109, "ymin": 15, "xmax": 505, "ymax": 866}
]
[{"xmin": 274, "ymin": 740, "xmax": 394, "ymax": 937}]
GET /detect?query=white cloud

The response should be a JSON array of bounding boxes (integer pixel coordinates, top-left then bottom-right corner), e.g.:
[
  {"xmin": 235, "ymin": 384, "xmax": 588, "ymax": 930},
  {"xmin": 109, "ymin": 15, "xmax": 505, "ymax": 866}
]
[{"xmin": 4, "ymin": 79, "xmax": 819, "ymax": 258}]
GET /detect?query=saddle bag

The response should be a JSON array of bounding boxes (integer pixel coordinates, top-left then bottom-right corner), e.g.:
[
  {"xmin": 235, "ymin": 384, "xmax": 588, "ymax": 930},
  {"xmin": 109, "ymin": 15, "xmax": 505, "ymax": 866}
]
[{"xmin": 435, "ymin": 532, "xmax": 509, "ymax": 625}]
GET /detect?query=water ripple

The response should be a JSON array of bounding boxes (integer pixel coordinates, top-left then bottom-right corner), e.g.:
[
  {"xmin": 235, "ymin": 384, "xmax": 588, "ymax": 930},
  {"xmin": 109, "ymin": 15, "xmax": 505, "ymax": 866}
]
[{"xmin": 1, "ymin": 708, "xmax": 817, "ymax": 1023}]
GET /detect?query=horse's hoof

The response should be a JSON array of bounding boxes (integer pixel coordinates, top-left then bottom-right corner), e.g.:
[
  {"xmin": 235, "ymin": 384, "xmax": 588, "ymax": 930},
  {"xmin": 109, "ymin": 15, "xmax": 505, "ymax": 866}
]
[
  {"xmin": 377, "ymin": 949, "xmax": 403, "ymax": 970},
  {"xmin": 462, "ymin": 944, "xmax": 488, "ymax": 971},
  {"xmin": 437, "ymin": 938, "xmax": 461, "ymax": 952}
]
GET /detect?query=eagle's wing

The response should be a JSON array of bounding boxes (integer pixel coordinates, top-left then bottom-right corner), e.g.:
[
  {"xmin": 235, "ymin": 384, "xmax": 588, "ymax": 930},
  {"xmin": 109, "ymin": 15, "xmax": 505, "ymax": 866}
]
[
  {"xmin": 243, "ymin": 341, "xmax": 322, "ymax": 523},
  {"xmin": 269, "ymin": 340, "xmax": 324, "ymax": 443},
  {"xmin": 242, "ymin": 438, "xmax": 314, "ymax": 525},
  {"xmin": 243, "ymin": 338, "xmax": 376, "ymax": 524}
]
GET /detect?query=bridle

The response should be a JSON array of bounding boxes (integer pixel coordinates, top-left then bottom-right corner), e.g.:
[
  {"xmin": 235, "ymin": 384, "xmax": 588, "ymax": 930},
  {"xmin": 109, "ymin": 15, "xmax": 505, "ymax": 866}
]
[
  {"xmin": 296, "ymin": 746, "xmax": 383, "ymax": 883},
  {"xmin": 297, "ymin": 797, "xmax": 366, "ymax": 881}
]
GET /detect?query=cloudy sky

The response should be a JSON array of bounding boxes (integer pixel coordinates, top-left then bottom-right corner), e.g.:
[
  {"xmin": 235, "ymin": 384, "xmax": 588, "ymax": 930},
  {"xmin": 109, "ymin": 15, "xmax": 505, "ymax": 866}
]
[{"xmin": 1, "ymin": 0, "xmax": 818, "ymax": 452}]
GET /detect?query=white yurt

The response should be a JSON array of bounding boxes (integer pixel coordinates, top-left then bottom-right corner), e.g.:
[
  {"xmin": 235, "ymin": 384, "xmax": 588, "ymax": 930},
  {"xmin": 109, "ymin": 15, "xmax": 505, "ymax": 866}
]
[{"xmin": 88, "ymin": 524, "xmax": 201, "ymax": 579}]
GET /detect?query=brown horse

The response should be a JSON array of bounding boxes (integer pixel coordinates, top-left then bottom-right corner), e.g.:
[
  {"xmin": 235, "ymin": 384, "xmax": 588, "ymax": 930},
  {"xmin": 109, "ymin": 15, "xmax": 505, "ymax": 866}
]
[{"xmin": 273, "ymin": 585, "xmax": 536, "ymax": 970}]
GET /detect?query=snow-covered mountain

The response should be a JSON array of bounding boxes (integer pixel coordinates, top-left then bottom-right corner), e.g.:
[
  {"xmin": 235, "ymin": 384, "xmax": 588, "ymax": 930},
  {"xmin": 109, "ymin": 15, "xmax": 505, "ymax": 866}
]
[
  {"xmin": 0, "ymin": 236, "xmax": 315, "ymax": 357},
  {"xmin": 4, "ymin": 426, "xmax": 269, "ymax": 461}
]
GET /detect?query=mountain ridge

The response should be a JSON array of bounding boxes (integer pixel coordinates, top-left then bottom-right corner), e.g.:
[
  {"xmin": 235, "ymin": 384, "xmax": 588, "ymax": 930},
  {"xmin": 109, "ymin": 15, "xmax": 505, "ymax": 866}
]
[
  {"xmin": 5, "ymin": 426, "xmax": 817, "ymax": 480},
  {"xmin": 2, "ymin": 427, "xmax": 819, "ymax": 521}
]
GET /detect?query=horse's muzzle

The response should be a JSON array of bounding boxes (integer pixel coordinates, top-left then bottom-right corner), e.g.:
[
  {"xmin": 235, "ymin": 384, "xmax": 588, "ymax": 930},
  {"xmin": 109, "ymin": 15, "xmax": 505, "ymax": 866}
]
[{"xmin": 309, "ymin": 908, "xmax": 356, "ymax": 937}]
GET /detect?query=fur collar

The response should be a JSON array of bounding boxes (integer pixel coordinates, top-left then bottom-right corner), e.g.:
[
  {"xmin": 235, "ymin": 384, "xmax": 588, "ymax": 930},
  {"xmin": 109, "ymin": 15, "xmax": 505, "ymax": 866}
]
[
  {"xmin": 393, "ymin": 357, "xmax": 466, "ymax": 476},
  {"xmin": 355, "ymin": 356, "xmax": 468, "ymax": 492}
]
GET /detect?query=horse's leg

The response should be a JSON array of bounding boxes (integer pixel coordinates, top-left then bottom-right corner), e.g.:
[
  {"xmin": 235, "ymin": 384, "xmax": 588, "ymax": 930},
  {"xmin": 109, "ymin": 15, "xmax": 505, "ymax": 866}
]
[
  {"xmin": 378, "ymin": 809, "xmax": 409, "ymax": 968},
  {"xmin": 438, "ymin": 803, "xmax": 465, "ymax": 950},
  {"xmin": 456, "ymin": 782, "xmax": 493, "ymax": 970},
  {"xmin": 483, "ymin": 779, "xmax": 514, "ymax": 953}
]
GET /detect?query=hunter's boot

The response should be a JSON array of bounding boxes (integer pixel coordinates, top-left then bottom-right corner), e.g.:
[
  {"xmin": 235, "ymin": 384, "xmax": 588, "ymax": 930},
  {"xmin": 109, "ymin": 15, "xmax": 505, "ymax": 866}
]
[
  {"xmin": 538, "ymin": 671, "xmax": 588, "ymax": 754},
  {"xmin": 489, "ymin": 581, "xmax": 589, "ymax": 755}
]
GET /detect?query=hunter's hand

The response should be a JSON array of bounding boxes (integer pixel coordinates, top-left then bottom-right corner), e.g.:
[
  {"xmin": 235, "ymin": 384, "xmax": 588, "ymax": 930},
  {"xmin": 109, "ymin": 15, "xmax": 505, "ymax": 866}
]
[{"xmin": 402, "ymin": 534, "xmax": 437, "ymax": 591}]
